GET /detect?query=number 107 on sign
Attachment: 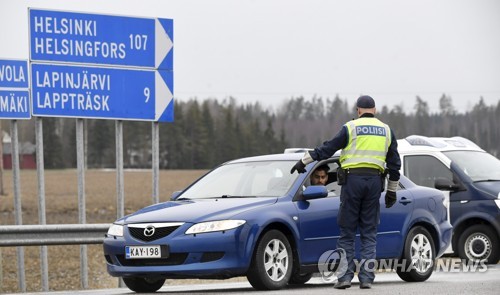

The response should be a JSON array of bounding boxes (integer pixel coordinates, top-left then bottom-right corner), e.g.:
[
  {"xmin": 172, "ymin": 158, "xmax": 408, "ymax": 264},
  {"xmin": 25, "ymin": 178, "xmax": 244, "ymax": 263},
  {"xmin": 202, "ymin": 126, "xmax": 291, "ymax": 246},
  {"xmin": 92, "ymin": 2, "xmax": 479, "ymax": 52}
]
[{"xmin": 129, "ymin": 34, "xmax": 148, "ymax": 50}]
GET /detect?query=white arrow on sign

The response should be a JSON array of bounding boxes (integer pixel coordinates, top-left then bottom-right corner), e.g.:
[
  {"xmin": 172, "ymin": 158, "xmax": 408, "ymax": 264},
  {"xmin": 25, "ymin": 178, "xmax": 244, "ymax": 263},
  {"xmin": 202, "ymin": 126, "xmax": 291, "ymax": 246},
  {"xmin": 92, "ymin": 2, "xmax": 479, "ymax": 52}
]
[
  {"xmin": 155, "ymin": 71, "xmax": 173, "ymax": 121},
  {"xmin": 155, "ymin": 19, "xmax": 173, "ymax": 69}
]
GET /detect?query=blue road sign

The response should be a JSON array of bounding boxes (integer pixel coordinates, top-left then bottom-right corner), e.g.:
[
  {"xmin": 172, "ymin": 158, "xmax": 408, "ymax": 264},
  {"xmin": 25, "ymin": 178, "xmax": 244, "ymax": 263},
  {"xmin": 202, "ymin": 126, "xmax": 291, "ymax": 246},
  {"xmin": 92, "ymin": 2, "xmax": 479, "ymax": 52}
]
[
  {"xmin": 31, "ymin": 63, "xmax": 173, "ymax": 122},
  {"xmin": 0, "ymin": 59, "xmax": 29, "ymax": 88},
  {"xmin": 0, "ymin": 59, "xmax": 31, "ymax": 119},
  {"xmin": 29, "ymin": 9, "xmax": 173, "ymax": 70},
  {"xmin": 0, "ymin": 90, "xmax": 31, "ymax": 119}
]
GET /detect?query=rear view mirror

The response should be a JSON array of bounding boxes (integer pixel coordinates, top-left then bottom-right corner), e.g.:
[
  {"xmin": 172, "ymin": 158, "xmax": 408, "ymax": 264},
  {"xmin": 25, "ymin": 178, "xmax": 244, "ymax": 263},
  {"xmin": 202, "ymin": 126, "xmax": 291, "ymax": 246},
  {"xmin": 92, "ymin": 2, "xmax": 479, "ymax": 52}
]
[
  {"xmin": 301, "ymin": 185, "xmax": 328, "ymax": 201},
  {"xmin": 434, "ymin": 178, "xmax": 460, "ymax": 191},
  {"xmin": 171, "ymin": 191, "xmax": 182, "ymax": 200}
]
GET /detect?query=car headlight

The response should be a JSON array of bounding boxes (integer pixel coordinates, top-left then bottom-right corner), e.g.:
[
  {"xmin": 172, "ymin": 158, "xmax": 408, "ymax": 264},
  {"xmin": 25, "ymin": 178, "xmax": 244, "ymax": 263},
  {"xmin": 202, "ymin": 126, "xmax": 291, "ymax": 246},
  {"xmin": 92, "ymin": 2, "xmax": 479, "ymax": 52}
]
[
  {"xmin": 107, "ymin": 224, "xmax": 124, "ymax": 237},
  {"xmin": 185, "ymin": 220, "xmax": 246, "ymax": 234}
]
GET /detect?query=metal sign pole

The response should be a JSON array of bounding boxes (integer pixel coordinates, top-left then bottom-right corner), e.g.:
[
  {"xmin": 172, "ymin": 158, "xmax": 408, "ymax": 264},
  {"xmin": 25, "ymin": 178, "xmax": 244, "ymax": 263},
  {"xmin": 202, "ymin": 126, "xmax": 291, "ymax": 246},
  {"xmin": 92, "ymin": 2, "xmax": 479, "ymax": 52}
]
[
  {"xmin": 76, "ymin": 118, "xmax": 88, "ymax": 289},
  {"xmin": 152, "ymin": 122, "xmax": 159, "ymax": 204},
  {"xmin": 11, "ymin": 120, "xmax": 25, "ymax": 292},
  {"xmin": 116, "ymin": 120, "xmax": 124, "ymax": 219},
  {"xmin": 35, "ymin": 117, "xmax": 49, "ymax": 291},
  {"xmin": 115, "ymin": 120, "xmax": 125, "ymax": 288}
]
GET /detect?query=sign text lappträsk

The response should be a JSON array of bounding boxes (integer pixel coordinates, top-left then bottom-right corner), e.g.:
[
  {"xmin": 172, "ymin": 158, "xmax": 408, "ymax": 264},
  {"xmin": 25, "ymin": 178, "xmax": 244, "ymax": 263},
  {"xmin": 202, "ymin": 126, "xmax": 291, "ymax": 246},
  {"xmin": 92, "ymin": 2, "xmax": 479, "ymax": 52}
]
[{"xmin": 31, "ymin": 63, "xmax": 173, "ymax": 122}]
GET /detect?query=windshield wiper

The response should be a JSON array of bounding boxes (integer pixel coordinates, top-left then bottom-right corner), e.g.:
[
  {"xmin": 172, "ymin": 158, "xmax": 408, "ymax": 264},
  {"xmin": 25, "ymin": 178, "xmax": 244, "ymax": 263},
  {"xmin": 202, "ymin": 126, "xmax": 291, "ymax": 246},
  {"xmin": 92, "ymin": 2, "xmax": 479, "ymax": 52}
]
[
  {"xmin": 176, "ymin": 197, "xmax": 192, "ymax": 201},
  {"xmin": 474, "ymin": 179, "xmax": 500, "ymax": 182},
  {"xmin": 213, "ymin": 195, "xmax": 256, "ymax": 199}
]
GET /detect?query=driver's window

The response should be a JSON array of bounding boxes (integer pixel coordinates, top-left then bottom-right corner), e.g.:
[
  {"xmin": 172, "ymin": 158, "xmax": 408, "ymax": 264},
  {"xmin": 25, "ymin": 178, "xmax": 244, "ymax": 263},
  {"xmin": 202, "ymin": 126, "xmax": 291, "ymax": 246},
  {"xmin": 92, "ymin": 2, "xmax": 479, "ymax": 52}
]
[{"xmin": 308, "ymin": 161, "xmax": 340, "ymax": 197}]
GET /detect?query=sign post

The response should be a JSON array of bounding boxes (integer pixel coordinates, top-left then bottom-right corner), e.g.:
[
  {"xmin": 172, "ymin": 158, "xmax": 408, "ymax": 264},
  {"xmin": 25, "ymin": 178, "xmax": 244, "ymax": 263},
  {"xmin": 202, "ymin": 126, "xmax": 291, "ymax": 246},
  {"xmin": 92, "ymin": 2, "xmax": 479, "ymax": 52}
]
[
  {"xmin": 27, "ymin": 9, "xmax": 174, "ymax": 290},
  {"xmin": 0, "ymin": 58, "xmax": 31, "ymax": 292}
]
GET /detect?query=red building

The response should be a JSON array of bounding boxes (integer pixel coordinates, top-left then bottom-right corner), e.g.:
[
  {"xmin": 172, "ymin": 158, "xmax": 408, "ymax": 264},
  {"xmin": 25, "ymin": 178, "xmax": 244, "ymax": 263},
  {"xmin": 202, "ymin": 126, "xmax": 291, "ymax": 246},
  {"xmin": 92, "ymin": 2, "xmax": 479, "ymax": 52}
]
[{"xmin": 2, "ymin": 141, "xmax": 36, "ymax": 169}]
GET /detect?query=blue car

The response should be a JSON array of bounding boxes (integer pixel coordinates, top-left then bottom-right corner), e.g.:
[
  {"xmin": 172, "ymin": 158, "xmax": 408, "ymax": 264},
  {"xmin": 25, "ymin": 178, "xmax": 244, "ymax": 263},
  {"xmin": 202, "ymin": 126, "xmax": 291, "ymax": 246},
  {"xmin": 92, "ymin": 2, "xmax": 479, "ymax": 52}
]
[{"xmin": 103, "ymin": 153, "xmax": 452, "ymax": 293}]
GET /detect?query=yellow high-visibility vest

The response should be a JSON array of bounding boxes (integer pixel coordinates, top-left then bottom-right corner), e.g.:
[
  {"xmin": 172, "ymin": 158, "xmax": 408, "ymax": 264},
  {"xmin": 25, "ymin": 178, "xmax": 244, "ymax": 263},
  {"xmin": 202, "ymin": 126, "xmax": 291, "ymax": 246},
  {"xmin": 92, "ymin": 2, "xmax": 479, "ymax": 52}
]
[{"xmin": 340, "ymin": 117, "xmax": 391, "ymax": 171}]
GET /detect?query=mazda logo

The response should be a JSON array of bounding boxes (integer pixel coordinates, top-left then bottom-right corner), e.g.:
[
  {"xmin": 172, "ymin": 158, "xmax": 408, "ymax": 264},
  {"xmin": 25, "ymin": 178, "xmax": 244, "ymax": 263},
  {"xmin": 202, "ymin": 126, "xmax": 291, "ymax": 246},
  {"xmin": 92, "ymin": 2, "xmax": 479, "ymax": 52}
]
[{"xmin": 144, "ymin": 225, "xmax": 156, "ymax": 237}]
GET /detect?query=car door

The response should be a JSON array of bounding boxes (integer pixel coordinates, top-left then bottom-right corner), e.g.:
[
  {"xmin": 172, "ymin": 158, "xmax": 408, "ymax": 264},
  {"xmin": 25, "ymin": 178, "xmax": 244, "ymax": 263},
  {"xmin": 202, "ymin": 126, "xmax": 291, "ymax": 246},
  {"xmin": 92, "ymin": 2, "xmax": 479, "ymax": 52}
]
[
  {"xmin": 294, "ymin": 161, "xmax": 342, "ymax": 265},
  {"xmin": 401, "ymin": 154, "xmax": 456, "ymax": 226},
  {"xmin": 375, "ymin": 179, "xmax": 415, "ymax": 258},
  {"xmin": 296, "ymin": 179, "xmax": 414, "ymax": 262},
  {"xmin": 295, "ymin": 193, "xmax": 340, "ymax": 265}
]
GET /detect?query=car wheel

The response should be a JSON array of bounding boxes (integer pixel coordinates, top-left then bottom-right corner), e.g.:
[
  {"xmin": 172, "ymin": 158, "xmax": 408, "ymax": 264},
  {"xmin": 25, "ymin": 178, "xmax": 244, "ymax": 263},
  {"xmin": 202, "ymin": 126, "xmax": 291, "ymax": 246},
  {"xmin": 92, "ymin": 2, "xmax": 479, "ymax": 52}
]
[
  {"xmin": 457, "ymin": 224, "xmax": 500, "ymax": 264},
  {"xmin": 247, "ymin": 230, "xmax": 293, "ymax": 290},
  {"xmin": 288, "ymin": 272, "xmax": 313, "ymax": 285},
  {"xmin": 396, "ymin": 226, "xmax": 435, "ymax": 282},
  {"xmin": 122, "ymin": 277, "xmax": 166, "ymax": 293}
]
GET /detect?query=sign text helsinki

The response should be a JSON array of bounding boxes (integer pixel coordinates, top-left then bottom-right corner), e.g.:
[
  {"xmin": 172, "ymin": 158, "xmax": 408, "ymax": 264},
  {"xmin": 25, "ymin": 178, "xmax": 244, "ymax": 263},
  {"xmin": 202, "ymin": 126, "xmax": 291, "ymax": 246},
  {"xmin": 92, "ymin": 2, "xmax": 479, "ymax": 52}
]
[{"xmin": 29, "ymin": 9, "xmax": 173, "ymax": 70}]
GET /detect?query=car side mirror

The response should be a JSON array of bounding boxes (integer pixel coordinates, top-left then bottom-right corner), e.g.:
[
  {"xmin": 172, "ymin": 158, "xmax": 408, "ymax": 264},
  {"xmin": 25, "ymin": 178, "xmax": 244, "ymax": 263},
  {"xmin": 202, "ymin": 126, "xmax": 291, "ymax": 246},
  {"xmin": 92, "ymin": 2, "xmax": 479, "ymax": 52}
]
[
  {"xmin": 434, "ymin": 178, "xmax": 460, "ymax": 191},
  {"xmin": 301, "ymin": 185, "xmax": 328, "ymax": 201},
  {"xmin": 171, "ymin": 191, "xmax": 182, "ymax": 200}
]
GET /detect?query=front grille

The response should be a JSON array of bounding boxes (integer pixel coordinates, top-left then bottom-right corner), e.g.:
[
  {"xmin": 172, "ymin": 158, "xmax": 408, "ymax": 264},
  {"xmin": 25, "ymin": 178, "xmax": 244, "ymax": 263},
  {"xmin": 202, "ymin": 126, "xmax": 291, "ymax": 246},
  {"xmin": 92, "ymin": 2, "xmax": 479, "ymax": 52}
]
[
  {"xmin": 128, "ymin": 225, "xmax": 180, "ymax": 242},
  {"xmin": 117, "ymin": 253, "xmax": 188, "ymax": 266}
]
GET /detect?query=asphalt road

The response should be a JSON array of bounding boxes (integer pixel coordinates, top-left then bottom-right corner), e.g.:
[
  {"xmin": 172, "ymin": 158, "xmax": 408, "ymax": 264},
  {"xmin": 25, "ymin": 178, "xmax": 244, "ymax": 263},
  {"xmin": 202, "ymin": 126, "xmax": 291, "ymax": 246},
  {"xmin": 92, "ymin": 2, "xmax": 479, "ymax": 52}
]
[{"xmin": 15, "ymin": 263, "xmax": 500, "ymax": 295}]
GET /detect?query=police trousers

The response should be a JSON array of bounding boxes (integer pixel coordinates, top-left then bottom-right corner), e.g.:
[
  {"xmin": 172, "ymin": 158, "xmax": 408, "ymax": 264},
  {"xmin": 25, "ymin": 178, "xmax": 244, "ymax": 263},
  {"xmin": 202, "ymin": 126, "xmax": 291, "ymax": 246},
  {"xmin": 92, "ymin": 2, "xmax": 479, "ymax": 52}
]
[{"xmin": 337, "ymin": 173, "xmax": 382, "ymax": 283}]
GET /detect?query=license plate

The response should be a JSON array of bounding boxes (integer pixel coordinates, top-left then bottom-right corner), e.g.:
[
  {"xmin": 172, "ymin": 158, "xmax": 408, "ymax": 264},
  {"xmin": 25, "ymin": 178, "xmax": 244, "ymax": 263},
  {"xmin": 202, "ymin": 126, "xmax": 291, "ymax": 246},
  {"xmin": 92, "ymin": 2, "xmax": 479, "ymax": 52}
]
[{"xmin": 125, "ymin": 245, "xmax": 168, "ymax": 259}]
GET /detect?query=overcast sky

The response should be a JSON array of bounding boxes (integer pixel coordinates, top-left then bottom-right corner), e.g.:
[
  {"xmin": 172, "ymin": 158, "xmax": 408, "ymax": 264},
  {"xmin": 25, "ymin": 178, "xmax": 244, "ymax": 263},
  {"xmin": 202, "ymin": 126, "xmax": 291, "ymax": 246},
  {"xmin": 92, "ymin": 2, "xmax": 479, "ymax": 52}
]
[{"xmin": 1, "ymin": 0, "xmax": 499, "ymax": 113}]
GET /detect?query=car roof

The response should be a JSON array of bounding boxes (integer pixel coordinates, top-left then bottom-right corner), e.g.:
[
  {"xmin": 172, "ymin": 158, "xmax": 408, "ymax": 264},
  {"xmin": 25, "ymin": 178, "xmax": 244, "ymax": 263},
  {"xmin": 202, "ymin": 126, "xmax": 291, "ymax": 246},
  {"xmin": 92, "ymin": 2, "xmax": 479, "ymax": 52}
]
[
  {"xmin": 226, "ymin": 149, "xmax": 341, "ymax": 165},
  {"xmin": 397, "ymin": 135, "xmax": 485, "ymax": 153},
  {"xmin": 227, "ymin": 152, "xmax": 305, "ymax": 164}
]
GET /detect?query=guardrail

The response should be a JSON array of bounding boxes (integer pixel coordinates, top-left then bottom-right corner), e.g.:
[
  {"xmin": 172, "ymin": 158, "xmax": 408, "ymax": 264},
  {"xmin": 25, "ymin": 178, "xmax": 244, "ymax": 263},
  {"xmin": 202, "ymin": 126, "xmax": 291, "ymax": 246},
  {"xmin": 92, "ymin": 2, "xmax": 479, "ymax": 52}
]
[
  {"xmin": 0, "ymin": 223, "xmax": 111, "ymax": 292},
  {"xmin": 0, "ymin": 224, "xmax": 110, "ymax": 246}
]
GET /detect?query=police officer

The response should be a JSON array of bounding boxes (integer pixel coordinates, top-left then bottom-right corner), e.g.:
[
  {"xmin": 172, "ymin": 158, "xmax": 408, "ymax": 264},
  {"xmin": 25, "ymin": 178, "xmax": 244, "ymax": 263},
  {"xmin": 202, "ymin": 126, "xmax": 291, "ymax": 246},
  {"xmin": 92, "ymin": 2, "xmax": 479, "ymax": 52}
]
[{"xmin": 291, "ymin": 95, "xmax": 401, "ymax": 289}]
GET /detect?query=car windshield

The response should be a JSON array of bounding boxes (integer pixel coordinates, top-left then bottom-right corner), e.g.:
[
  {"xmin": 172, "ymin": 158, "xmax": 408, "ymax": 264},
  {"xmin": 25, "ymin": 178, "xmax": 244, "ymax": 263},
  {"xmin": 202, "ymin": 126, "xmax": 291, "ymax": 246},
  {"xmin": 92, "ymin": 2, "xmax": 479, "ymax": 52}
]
[
  {"xmin": 178, "ymin": 160, "xmax": 299, "ymax": 199},
  {"xmin": 443, "ymin": 151, "xmax": 500, "ymax": 182}
]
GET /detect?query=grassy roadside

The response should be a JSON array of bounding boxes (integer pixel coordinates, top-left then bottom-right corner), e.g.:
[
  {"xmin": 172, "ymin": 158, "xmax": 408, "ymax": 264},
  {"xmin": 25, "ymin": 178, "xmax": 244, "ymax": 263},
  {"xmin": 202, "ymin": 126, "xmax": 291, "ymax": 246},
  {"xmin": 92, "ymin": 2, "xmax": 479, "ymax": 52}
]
[{"xmin": 0, "ymin": 169, "xmax": 210, "ymax": 292}]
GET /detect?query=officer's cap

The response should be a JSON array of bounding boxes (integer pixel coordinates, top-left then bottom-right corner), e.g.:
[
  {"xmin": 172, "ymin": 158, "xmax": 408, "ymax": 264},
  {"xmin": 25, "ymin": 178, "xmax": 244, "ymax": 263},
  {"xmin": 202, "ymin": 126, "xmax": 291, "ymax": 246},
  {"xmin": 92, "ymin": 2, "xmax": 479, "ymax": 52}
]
[{"xmin": 356, "ymin": 95, "xmax": 376, "ymax": 108}]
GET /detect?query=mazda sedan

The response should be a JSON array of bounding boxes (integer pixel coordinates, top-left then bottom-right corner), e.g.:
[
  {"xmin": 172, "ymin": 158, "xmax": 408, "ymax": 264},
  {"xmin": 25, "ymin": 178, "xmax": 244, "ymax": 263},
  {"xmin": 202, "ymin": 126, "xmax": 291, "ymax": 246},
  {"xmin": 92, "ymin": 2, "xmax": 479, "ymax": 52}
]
[{"xmin": 103, "ymin": 152, "xmax": 452, "ymax": 293}]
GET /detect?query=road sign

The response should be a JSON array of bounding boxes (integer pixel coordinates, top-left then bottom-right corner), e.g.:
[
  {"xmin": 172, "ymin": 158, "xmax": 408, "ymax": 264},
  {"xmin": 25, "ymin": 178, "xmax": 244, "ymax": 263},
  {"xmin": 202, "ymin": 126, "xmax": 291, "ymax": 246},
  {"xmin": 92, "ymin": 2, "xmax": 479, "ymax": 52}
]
[
  {"xmin": 31, "ymin": 63, "xmax": 173, "ymax": 122},
  {"xmin": 0, "ymin": 59, "xmax": 31, "ymax": 119},
  {"xmin": 0, "ymin": 59, "xmax": 29, "ymax": 88},
  {"xmin": 29, "ymin": 9, "xmax": 173, "ymax": 70},
  {"xmin": 0, "ymin": 90, "xmax": 31, "ymax": 119}
]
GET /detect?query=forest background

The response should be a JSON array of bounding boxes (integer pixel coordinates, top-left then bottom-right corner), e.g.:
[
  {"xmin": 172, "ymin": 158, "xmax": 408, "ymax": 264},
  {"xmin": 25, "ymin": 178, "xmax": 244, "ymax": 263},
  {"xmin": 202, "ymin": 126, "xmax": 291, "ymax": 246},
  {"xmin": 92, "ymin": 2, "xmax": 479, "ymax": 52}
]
[{"xmin": 2, "ymin": 94, "xmax": 499, "ymax": 170}]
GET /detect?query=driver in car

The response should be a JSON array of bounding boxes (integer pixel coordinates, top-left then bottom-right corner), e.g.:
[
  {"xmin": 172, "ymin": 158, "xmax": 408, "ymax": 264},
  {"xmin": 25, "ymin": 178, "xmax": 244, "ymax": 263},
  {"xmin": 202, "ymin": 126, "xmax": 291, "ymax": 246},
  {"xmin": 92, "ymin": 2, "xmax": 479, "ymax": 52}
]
[{"xmin": 310, "ymin": 164, "xmax": 330, "ymax": 186}]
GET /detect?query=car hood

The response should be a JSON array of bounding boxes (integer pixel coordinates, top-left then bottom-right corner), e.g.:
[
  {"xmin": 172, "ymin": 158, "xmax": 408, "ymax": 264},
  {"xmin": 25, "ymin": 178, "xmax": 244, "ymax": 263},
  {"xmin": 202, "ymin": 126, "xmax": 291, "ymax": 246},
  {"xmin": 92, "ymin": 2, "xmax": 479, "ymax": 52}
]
[
  {"xmin": 121, "ymin": 197, "xmax": 278, "ymax": 224},
  {"xmin": 473, "ymin": 181, "xmax": 500, "ymax": 199}
]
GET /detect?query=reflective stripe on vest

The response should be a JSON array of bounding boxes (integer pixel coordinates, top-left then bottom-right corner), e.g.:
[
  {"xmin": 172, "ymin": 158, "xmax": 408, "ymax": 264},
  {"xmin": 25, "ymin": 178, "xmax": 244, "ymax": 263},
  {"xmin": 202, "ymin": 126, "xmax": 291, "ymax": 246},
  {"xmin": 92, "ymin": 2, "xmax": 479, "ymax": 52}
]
[{"xmin": 340, "ymin": 118, "xmax": 391, "ymax": 171}]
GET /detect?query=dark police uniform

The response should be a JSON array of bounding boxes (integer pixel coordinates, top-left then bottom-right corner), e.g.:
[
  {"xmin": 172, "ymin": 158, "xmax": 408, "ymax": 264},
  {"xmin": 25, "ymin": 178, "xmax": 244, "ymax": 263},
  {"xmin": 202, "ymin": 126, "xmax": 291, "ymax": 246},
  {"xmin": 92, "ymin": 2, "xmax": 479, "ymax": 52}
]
[{"xmin": 291, "ymin": 95, "xmax": 401, "ymax": 288}]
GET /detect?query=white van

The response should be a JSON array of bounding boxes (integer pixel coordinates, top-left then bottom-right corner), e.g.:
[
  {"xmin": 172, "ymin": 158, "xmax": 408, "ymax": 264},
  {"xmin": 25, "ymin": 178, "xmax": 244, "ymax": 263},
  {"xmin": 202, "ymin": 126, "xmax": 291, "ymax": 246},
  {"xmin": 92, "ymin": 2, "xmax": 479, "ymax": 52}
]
[{"xmin": 397, "ymin": 135, "xmax": 500, "ymax": 263}]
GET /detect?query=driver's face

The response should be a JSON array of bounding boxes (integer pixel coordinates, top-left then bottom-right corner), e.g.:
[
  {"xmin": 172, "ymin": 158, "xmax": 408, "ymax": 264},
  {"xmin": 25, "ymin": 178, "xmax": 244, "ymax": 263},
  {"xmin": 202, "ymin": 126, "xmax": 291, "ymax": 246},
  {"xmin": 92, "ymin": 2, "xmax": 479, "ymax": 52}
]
[{"xmin": 311, "ymin": 170, "xmax": 328, "ymax": 185}]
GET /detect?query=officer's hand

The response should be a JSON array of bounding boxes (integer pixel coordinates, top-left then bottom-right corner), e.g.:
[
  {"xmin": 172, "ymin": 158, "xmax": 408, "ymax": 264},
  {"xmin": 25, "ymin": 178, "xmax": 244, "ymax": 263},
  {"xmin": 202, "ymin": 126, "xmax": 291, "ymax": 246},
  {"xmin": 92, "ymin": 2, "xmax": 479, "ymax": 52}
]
[
  {"xmin": 385, "ymin": 190, "xmax": 396, "ymax": 208},
  {"xmin": 290, "ymin": 160, "xmax": 306, "ymax": 174}
]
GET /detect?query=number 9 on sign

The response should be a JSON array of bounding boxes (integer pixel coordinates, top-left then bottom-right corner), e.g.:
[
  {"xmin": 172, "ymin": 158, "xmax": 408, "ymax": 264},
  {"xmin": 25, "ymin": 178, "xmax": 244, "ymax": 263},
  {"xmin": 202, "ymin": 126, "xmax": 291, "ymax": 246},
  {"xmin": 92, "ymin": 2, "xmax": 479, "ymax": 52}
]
[{"xmin": 144, "ymin": 87, "xmax": 150, "ymax": 103}]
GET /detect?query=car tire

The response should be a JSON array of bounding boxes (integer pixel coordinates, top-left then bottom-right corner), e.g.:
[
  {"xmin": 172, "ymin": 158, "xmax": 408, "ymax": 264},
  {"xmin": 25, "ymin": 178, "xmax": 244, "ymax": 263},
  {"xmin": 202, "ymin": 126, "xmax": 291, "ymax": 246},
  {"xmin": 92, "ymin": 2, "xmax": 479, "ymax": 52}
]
[
  {"xmin": 288, "ymin": 272, "xmax": 313, "ymax": 285},
  {"xmin": 122, "ymin": 277, "xmax": 166, "ymax": 293},
  {"xmin": 457, "ymin": 224, "xmax": 500, "ymax": 264},
  {"xmin": 247, "ymin": 230, "xmax": 293, "ymax": 290},
  {"xmin": 396, "ymin": 226, "xmax": 435, "ymax": 282}
]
